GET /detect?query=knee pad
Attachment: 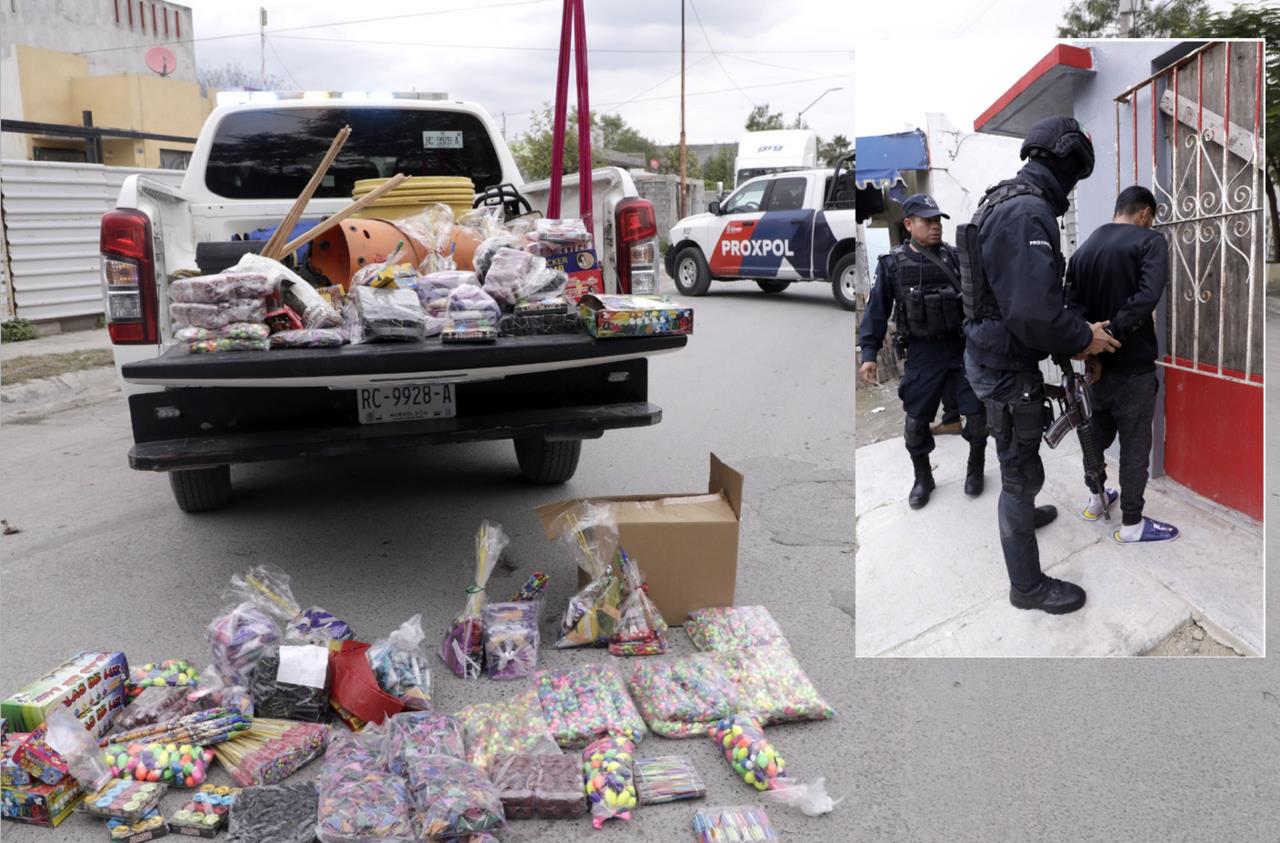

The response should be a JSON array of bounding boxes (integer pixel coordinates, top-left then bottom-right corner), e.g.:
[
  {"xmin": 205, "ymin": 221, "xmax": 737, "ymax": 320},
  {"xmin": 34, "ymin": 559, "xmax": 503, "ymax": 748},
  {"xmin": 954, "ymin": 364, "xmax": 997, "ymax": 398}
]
[
  {"xmin": 962, "ymin": 413, "xmax": 988, "ymax": 442},
  {"xmin": 904, "ymin": 415, "xmax": 932, "ymax": 449}
]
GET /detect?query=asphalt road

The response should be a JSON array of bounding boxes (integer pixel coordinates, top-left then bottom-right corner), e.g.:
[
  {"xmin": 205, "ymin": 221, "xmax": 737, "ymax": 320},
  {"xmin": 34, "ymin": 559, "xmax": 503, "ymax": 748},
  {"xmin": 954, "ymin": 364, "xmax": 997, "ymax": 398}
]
[{"xmin": 0, "ymin": 278, "xmax": 856, "ymax": 842}]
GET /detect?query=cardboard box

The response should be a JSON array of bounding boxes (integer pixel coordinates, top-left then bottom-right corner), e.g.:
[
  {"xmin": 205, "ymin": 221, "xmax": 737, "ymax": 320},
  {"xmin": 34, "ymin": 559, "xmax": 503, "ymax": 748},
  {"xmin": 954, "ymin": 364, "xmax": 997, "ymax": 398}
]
[
  {"xmin": 1, "ymin": 652, "xmax": 129, "ymax": 739},
  {"xmin": 1, "ymin": 775, "xmax": 83, "ymax": 828},
  {"xmin": 579, "ymin": 294, "xmax": 693, "ymax": 339},
  {"xmin": 543, "ymin": 249, "xmax": 605, "ymax": 303},
  {"xmin": 536, "ymin": 454, "xmax": 743, "ymax": 626}
]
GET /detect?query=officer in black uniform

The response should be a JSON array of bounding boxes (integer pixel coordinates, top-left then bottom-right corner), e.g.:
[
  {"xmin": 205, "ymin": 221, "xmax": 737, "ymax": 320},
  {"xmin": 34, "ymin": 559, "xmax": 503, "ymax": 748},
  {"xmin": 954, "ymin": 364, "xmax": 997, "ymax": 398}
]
[
  {"xmin": 859, "ymin": 193, "xmax": 988, "ymax": 509},
  {"xmin": 958, "ymin": 116, "xmax": 1121, "ymax": 615}
]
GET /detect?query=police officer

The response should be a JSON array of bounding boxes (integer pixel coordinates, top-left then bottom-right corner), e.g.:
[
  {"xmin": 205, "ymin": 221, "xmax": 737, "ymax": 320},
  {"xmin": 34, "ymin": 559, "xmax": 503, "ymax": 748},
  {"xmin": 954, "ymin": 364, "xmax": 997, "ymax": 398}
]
[
  {"xmin": 959, "ymin": 115, "xmax": 1121, "ymax": 615},
  {"xmin": 858, "ymin": 193, "xmax": 988, "ymax": 509}
]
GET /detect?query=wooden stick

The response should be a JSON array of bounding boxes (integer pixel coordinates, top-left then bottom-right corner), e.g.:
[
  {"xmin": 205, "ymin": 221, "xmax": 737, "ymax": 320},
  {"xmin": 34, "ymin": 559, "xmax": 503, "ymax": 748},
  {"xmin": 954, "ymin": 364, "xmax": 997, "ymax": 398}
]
[
  {"xmin": 261, "ymin": 125, "xmax": 351, "ymax": 260},
  {"xmin": 275, "ymin": 173, "xmax": 409, "ymax": 257}
]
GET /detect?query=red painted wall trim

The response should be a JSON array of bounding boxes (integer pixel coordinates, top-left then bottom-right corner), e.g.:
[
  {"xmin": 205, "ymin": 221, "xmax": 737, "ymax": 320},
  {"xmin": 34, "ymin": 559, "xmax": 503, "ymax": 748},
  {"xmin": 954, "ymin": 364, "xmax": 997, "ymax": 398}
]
[
  {"xmin": 974, "ymin": 45, "xmax": 1094, "ymax": 132},
  {"xmin": 1162, "ymin": 360, "xmax": 1263, "ymax": 521}
]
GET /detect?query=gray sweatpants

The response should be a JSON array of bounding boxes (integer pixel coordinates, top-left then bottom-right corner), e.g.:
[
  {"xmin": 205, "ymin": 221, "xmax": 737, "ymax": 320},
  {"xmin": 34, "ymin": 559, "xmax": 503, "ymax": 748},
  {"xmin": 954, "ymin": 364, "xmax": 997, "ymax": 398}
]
[{"xmin": 1086, "ymin": 369, "xmax": 1159, "ymax": 526}]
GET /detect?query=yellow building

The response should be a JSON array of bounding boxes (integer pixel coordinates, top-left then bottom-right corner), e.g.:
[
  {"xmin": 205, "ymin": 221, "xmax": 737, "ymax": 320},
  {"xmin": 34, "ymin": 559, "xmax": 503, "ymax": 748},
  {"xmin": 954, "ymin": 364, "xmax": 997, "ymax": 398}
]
[{"xmin": 2, "ymin": 44, "xmax": 214, "ymax": 168}]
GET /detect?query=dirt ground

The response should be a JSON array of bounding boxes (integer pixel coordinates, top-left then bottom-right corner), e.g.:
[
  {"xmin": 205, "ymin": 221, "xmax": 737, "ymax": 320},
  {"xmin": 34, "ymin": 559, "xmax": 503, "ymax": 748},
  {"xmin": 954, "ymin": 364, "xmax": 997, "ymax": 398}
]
[
  {"xmin": 1, "ymin": 349, "xmax": 114, "ymax": 385},
  {"xmin": 1142, "ymin": 619, "xmax": 1243, "ymax": 657},
  {"xmin": 855, "ymin": 376, "xmax": 907, "ymax": 446}
]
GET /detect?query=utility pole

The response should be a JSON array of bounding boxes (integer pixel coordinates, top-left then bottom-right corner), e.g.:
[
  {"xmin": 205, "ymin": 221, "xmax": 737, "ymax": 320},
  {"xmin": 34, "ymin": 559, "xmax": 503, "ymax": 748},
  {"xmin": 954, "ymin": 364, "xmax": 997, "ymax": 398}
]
[
  {"xmin": 259, "ymin": 7, "xmax": 268, "ymax": 90},
  {"xmin": 679, "ymin": 0, "xmax": 687, "ymax": 219},
  {"xmin": 501, "ymin": 111, "xmax": 507, "ymax": 140}
]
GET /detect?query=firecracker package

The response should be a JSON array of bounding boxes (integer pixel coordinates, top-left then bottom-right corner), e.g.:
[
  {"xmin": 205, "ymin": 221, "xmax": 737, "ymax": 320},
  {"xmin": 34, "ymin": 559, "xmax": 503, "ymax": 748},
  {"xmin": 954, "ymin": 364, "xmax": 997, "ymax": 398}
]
[{"xmin": 1, "ymin": 652, "xmax": 129, "ymax": 739}]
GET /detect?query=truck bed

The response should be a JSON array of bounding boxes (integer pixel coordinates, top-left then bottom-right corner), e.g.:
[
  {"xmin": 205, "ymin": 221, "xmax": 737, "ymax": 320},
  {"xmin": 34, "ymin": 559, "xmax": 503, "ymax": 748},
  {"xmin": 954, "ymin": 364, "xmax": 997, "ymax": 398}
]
[{"xmin": 122, "ymin": 333, "xmax": 687, "ymax": 386}]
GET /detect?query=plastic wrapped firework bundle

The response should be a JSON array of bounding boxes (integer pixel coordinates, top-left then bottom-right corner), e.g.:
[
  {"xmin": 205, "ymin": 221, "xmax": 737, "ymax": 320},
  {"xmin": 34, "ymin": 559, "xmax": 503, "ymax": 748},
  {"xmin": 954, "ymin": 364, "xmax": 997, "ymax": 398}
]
[
  {"xmin": 706, "ymin": 714, "xmax": 837, "ymax": 816},
  {"xmin": 286, "ymin": 606, "xmax": 356, "ymax": 647},
  {"xmin": 685, "ymin": 605, "xmax": 787, "ymax": 653},
  {"xmin": 533, "ymin": 664, "xmax": 647, "ymax": 749},
  {"xmin": 229, "ymin": 565, "xmax": 355, "ymax": 647},
  {"xmin": 480, "ymin": 247, "xmax": 561, "ymax": 308},
  {"xmin": 207, "ymin": 602, "xmax": 280, "ymax": 688},
  {"xmin": 692, "ymin": 806, "xmax": 780, "ymax": 842},
  {"xmin": 608, "ymin": 547, "xmax": 669, "ymax": 656},
  {"xmin": 398, "ymin": 203, "xmax": 457, "ymax": 275},
  {"xmin": 482, "ymin": 601, "xmax": 540, "ymax": 680},
  {"xmin": 168, "ymin": 272, "xmax": 276, "ymax": 304},
  {"xmin": 213, "ymin": 719, "xmax": 329, "ymax": 787},
  {"xmin": 455, "ymin": 687, "xmax": 561, "ymax": 771},
  {"xmin": 403, "ymin": 754, "xmax": 507, "ymax": 840},
  {"xmin": 634, "ymin": 755, "xmax": 706, "ymax": 805},
  {"xmin": 168, "ymin": 784, "xmax": 240, "ymax": 834},
  {"xmin": 114, "ymin": 685, "xmax": 193, "ymax": 731},
  {"xmin": 471, "ymin": 235, "xmax": 521, "ymax": 282},
  {"xmin": 101, "ymin": 739, "xmax": 214, "ymax": 787},
  {"xmin": 581, "ymin": 735, "xmax": 637, "ymax": 829},
  {"xmin": 626, "ymin": 652, "xmax": 739, "ymax": 738},
  {"xmin": 351, "ymin": 285, "xmax": 429, "ymax": 343},
  {"xmin": 386, "ymin": 711, "xmax": 466, "ymax": 777},
  {"xmin": 249, "ymin": 648, "xmax": 330, "ymax": 722},
  {"xmin": 227, "ymin": 782, "xmax": 319, "ymax": 843},
  {"xmin": 439, "ymin": 522, "xmax": 508, "ymax": 679},
  {"xmin": 551, "ymin": 504, "xmax": 623, "ymax": 648},
  {"xmin": 129, "ymin": 659, "xmax": 199, "ymax": 693},
  {"xmin": 270, "ymin": 328, "xmax": 348, "ymax": 349},
  {"xmin": 314, "ymin": 726, "xmax": 414, "ymax": 843},
  {"xmin": 511, "ymin": 571, "xmax": 549, "ymax": 602},
  {"xmin": 367, "ymin": 614, "xmax": 432, "ymax": 710},
  {"xmin": 416, "ymin": 270, "xmax": 478, "ymax": 314},
  {"xmin": 489, "ymin": 753, "xmax": 586, "ymax": 820},
  {"xmin": 716, "ymin": 640, "xmax": 836, "ymax": 725},
  {"xmin": 108, "ymin": 707, "xmax": 253, "ymax": 748}
]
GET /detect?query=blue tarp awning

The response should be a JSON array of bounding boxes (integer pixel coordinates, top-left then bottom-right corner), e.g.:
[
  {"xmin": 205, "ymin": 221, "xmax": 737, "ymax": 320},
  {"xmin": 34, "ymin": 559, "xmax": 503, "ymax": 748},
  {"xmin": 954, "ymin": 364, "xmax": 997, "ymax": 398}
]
[{"xmin": 854, "ymin": 130, "xmax": 929, "ymax": 188}]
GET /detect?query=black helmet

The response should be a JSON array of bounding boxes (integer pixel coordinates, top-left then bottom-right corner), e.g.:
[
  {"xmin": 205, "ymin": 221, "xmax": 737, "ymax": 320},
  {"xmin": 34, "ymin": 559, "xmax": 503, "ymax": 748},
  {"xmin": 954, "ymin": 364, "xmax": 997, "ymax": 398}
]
[{"xmin": 1020, "ymin": 116, "xmax": 1095, "ymax": 180}]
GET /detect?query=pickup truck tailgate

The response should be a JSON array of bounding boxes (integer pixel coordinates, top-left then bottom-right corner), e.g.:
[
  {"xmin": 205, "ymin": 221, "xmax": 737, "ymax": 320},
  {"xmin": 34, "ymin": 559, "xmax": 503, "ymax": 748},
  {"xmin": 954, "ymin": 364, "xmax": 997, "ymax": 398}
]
[{"xmin": 122, "ymin": 334, "xmax": 686, "ymax": 387}]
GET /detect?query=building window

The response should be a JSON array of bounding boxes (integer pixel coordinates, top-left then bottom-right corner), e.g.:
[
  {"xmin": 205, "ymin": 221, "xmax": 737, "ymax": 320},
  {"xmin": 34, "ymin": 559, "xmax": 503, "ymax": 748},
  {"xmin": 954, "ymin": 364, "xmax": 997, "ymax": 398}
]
[
  {"xmin": 139, "ymin": 1, "xmax": 146, "ymax": 33},
  {"xmin": 151, "ymin": 4, "xmax": 157, "ymax": 37},
  {"xmin": 127, "ymin": 0, "xmax": 133, "ymax": 27},
  {"xmin": 34, "ymin": 147, "xmax": 88, "ymax": 163},
  {"xmin": 176, "ymin": 12, "xmax": 181, "ymax": 38},
  {"xmin": 163, "ymin": 7, "xmax": 169, "ymax": 35},
  {"xmin": 159, "ymin": 149, "xmax": 192, "ymax": 170},
  {"xmin": 114, "ymin": 0, "xmax": 120, "ymax": 24}
]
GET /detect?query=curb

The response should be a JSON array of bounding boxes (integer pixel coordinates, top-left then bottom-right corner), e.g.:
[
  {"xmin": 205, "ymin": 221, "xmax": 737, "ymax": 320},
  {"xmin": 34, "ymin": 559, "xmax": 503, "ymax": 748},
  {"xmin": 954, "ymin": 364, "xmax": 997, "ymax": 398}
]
[{"xmin": 1, "ymin": 366, "xmax": 120, "ymax": 418}]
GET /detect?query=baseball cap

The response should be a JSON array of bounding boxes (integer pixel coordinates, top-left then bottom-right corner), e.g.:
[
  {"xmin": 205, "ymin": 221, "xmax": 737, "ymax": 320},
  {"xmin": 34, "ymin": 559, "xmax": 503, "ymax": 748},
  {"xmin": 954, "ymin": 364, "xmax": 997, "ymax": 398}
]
[{"xmin": 901, "ymin": 193, "xmax": 949, "ymax": 219}]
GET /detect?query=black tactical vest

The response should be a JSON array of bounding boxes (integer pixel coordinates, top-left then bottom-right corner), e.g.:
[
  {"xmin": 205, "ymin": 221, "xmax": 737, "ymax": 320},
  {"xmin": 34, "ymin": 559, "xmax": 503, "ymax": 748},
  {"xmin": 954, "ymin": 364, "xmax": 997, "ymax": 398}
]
[
  {"xmin": 957, "ymin": 179, "xmax": 1048, "ymax": 321},
  {"xmin": 886, "ymin": 243, "xmax": 965, "ymax": 339}
]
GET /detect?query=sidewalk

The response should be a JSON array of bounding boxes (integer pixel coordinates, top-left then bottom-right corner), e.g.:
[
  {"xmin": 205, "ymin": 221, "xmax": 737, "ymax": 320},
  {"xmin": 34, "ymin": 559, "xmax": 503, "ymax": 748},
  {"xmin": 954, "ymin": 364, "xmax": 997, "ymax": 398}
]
[
  {"xmin": 855, "ymin": 432, "xmax": 1264, "ymax": 657},
  {"xmin": 1, "ymin": 327, "xmax": 111, "ymax": 362},
  {"xmin": 1, "ymin": 328, "xmax": 117, "ymax": 417}
]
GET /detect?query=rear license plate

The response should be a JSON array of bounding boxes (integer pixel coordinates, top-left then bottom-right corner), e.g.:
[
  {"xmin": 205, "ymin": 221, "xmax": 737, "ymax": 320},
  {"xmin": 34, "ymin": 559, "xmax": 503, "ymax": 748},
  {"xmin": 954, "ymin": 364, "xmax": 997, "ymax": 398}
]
[{"xmin": 357, "ymin": 384, "xmax": 457, "ymax": 424}]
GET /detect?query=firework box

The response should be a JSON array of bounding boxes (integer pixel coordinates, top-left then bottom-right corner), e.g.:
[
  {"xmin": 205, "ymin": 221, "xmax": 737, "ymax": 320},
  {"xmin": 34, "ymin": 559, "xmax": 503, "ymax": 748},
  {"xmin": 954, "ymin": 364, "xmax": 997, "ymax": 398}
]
[
  {"xmin": 1, "ymin": 775, "xmax": 83, "ymax": 828},
  {"xmin": 1, "ymin": 651, "xmax": 129, "ymax": 739},
  {"xmin": 579, "ymin": 294, "xmax": 694, "ymax": 339},
  {"xmin": 543, "ymin": 249, "xmax": 604, "ymax": 302}
]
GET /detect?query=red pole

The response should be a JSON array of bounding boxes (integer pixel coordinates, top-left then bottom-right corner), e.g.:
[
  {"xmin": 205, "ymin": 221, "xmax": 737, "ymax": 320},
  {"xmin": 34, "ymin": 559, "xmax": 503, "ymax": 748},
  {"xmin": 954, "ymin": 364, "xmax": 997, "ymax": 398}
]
[
  {"xmin": 572, "ymin": 0, "xmax": 594, "ymax": 234},
  {"xmin": 548, "ymin": 0, "xmax": 574, "ymax": 219}
]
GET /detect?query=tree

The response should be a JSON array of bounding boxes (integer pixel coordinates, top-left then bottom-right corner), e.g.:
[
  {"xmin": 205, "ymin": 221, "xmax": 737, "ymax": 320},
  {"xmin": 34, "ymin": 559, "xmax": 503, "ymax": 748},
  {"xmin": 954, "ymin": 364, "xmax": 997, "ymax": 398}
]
[
  {"xmin": 197, "ymin": 60, "xmax": 284, "ymax": 91},
  {"xmin": 819, "ymin": 134, "xmax": 853, "ymax": 166},
  {"xmin": 510, "ymin": 105, "xmax": 659, "ymax": 181},
  {"xmin": 660, "ymin": 145, "xmax": 701, "ymax": 180},
  {"xmin": 703, "ymin": 145, "xmax": 736, "ymax": 191},
  {"xmin": 1057, "ymin": 0, "xmax": 1212, "ymax": 37},
  {"xmin": 745, "ymin": 104, "xmax": 785, "ymax": 132}
]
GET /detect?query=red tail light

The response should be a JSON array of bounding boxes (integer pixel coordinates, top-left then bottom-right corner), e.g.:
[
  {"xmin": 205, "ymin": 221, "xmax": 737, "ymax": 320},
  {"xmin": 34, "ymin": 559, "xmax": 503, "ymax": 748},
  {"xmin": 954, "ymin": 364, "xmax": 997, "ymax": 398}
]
[
  {"xmin": 100, "ymin": 209, "xmax": 158, "ymax": 344},
  {"xmin": 614, "ymin": 197, "xmax": 658, "ymax": 295}
]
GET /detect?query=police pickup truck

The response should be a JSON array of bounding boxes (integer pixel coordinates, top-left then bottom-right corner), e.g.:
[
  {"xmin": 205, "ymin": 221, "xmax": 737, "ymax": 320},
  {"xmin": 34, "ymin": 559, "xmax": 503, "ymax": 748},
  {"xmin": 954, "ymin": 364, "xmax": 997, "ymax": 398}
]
[
  {"xmin": 102, "ymin": 93, "xmax": 678, "ymax": 512},
  {"xmin": 664, "ymin": 154, "xmax": 857, "ymax": 309}
]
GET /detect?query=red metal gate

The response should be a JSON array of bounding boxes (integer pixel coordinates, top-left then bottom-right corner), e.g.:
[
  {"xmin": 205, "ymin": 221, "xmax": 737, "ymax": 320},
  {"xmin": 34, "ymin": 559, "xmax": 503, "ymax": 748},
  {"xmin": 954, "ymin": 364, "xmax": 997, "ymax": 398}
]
[{"xmin": 1113, "ymin": 40, "xmax": 1265, "ymax": 520}]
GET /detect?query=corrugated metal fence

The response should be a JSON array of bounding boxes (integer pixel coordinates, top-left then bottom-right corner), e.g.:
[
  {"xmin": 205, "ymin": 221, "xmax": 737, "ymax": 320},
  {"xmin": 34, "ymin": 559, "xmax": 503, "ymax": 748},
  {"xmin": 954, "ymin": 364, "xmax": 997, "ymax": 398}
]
[{"xmin": 0, "ymin": 160, "xmax": 183, "ymax": 322}]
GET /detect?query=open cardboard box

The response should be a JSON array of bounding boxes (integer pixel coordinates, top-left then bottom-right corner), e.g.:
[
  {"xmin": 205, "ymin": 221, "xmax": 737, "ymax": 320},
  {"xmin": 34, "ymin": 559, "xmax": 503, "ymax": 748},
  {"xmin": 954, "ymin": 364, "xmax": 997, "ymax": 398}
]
[{"xmin": 535, "ymin": 453, "xmax": 743, "ymax": 627}]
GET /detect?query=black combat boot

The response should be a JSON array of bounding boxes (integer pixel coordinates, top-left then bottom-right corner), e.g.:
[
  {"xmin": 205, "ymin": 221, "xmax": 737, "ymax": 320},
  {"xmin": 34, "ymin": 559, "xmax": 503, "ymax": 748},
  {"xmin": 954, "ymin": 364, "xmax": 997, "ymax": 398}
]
[
  {"xmin": 1033, "ymin": 505, "xmax": 1058, "ymax": 528},
  {"xmin": 964, "ymin": 442, "xmax": 985, "ymax": 497},
  {"xmin": 909, "ymin": 455, "xmax": 935, "ymax": 509},
  {"xmin": 1009, "ymin": 575, "xmax": 1086, "ymax": 614}
]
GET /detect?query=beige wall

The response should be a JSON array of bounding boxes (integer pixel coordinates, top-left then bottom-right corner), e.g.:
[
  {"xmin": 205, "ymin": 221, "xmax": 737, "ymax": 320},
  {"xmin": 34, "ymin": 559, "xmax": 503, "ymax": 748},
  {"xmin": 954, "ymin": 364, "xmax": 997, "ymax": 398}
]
[{"xmin": 11, "ymin": 45, "xmax": 212, "ymax": 166}]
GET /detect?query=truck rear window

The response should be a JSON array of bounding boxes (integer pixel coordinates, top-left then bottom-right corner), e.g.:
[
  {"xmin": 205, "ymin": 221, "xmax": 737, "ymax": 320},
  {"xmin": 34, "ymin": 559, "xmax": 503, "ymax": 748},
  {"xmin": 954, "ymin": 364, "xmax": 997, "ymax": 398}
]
[{"xmin": 205, "ymin": 107, "xmax": 504, "ymax": 199}]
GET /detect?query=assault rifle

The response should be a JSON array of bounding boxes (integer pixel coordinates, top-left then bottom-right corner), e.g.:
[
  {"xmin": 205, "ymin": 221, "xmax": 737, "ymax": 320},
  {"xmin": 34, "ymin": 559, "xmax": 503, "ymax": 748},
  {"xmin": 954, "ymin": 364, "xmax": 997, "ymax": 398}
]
[{"xmin": 1043, "ymin": 355, "xmax": 1111, "ymax": 520}]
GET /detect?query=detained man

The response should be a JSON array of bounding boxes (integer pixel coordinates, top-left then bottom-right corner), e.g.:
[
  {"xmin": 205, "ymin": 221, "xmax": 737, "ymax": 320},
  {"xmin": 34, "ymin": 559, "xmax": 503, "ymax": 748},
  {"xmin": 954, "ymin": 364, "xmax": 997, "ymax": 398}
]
[{"xmin": 1066, "ymin": 185, "xmax": 1180, "ymax": 544}]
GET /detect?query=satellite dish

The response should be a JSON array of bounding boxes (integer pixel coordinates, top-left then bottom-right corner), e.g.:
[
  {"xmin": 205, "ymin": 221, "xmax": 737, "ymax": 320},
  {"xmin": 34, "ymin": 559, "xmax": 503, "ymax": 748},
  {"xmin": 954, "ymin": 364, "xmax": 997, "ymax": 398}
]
[{"xmin": 145, "ymin": 46, "xmax": 177, "ymax": 78}]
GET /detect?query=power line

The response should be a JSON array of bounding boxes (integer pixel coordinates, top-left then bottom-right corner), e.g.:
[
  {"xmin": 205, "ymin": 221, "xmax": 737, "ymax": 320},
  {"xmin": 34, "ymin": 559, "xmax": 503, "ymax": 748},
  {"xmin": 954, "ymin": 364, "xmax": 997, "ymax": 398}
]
[
  {"xmin": 268, "ymin": 32, "xmax": 851, "ymax": 56},
  {"xmin": 722, "ymin": 52, "xmax": 854, "ymax": 78},
  {"xmin": 265, "ymin": 36, "xmax": 301, "ymax": 88},
  {"xmin": 615, "ymin": 53, "xmax": 714, "ymax": 107},
  {"xmin": 687, "ymin": 0, "xmax": 754, "ymax": 107},
  {"xmin": 76, "ymin": 0, "xmax": 557, "ymax": 55}
]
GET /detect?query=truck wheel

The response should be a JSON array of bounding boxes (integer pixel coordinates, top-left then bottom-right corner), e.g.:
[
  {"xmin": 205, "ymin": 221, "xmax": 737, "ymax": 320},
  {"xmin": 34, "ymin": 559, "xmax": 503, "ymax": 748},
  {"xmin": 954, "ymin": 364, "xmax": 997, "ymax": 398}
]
[
  {"xmin": 672, "ymin": 247, "xmax": 712, "ymax": 296},
  {"xmin": 514, "ymin": 438, "xmax": 582, "ymax": 484},
  {"xmin": 756, "ymin": 280, "xmax": 791, "ymax": 294},
  {"xmin": 832, "ymin": 253, "xmax": 857, "ymax": 311},
  {"xmin": 169, "ymin": 466, "xmax": 232, "ymax": 513}
]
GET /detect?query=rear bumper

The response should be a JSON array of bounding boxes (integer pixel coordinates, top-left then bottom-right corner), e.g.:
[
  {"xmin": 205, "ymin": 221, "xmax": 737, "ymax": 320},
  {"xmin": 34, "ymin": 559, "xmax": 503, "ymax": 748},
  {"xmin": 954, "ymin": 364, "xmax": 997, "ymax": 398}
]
[{"xmin": 128, "ymin": 358, "xmax": 657, "ymax": 471}]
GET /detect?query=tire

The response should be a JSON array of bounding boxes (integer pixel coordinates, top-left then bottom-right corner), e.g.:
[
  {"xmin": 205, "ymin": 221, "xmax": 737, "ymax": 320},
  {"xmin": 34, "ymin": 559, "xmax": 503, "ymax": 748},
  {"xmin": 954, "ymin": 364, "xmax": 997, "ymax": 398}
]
[
  {"xmin": 756, "ymin": 280, "xmax": 791, "ymax": 294},
  {"xmin": 672, "ymin": 246, "xmax": 712, "ymax": 296},
  {"xmin": 514, "ymin": 438, "xmax": 582, "ymax": 484},
  {"xmin": 169, "ymin": 465, "xmax": 232, "ymax": 513},
  {"xmin": 831, "ymin": 253, "xmax": 857, "ymax": 311}
]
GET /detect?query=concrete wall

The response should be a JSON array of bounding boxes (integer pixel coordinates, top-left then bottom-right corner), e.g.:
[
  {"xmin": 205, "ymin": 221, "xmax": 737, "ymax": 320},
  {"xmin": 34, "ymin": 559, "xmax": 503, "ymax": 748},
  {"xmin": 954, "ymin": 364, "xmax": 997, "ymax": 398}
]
[
  {"xmin": 919, "ymin": 112, "xmax": 1022, "ymax": 245},
  {"xmin": 1, "ymin": 0, "xmax": 196, "ymax": 81},
  {"xmin": 633, "ymin": 172, "xmax": 706, "ymax": 245}
]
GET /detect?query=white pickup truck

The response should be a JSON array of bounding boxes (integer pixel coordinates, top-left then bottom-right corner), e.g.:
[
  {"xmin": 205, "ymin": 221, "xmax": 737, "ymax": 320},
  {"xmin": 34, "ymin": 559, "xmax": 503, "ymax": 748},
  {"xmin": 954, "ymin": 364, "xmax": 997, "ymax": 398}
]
[
  {"xmin": 663, "ymin": 154, "xmax": 858, "ymax": 309},
  {"xmin": 102, "ymin": 94, "xmax": 681, "ymax": 512}
]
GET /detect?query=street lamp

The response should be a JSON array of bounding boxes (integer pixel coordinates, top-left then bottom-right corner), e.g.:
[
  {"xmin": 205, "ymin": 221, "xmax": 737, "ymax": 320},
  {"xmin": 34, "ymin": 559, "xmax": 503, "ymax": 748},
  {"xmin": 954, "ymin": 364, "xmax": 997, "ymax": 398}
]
[{"xmin": 798, "ymin": 87, "xmax": 844, "ymax": 122}]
